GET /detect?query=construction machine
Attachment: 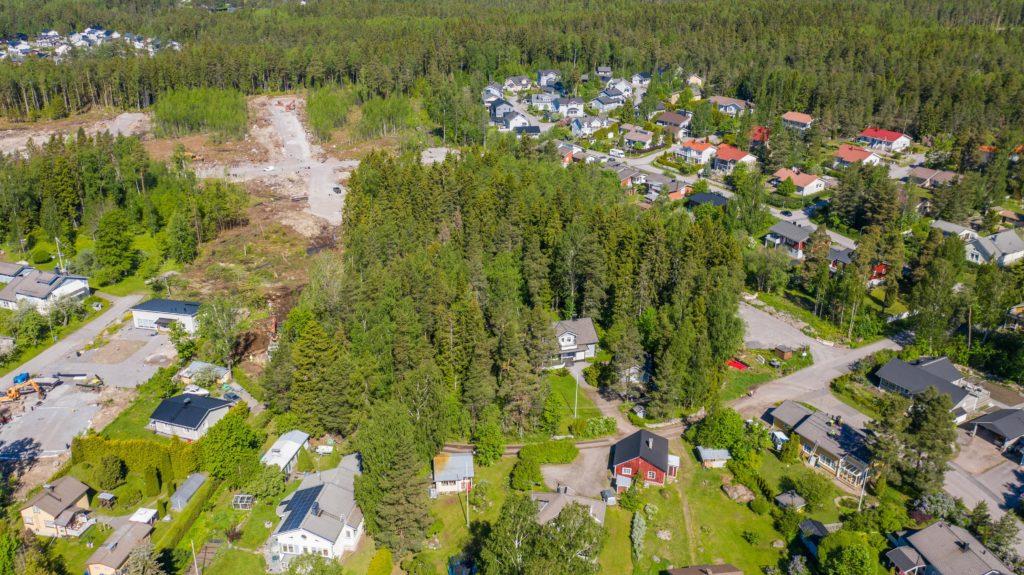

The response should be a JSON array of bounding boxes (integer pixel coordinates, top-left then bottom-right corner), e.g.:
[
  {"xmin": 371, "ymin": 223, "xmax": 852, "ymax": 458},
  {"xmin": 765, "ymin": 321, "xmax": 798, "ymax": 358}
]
[{"xmin": 0, "ymin": 380, "xmax": 44, "ymax": 403}]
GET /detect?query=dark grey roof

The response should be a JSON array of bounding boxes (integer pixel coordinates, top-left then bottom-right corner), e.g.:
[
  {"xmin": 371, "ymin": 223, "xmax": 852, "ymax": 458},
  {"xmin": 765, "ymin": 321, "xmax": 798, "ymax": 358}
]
[
  {"xmin": 131, "ymin": 298, "xmax": 200, "ymax": 317},
  {"xmin": 171, "ymin": 473, "xmax": 208, "ymax": 509},
  {"xmin": 772, "ymin": 401, "xmax": 871, "ymax": 468},
  {"xmin": 768, "ymin": 221, "xmax": 812, "ymax": 243},
  {"xmin": 86, "ymin": 522, "xmax": 152, "ymax": 569},
  {"xmin": 149, "ymin": 394, "xmax": 231, "ymax": 429},
  {"xmin": 972, "ymin": 409, "xmax": 1024, "ymax": 442},
  {"xmin": 276, "ymin": 454, "xmax": 362, "ymax": 541},
  {"xmin": 886, "ymin": 546, "xmax": 925, "ymax": 573},
  {"xmin": 612, "ymin": 430, "xmax": 669, "ymax": 472},
  {"xmin": 688, "ymin": 192, "xmax": 728, "ymax": 208},
  {"xmin": 876, "ymin": 357, "xmax": 968, "ymax": 406},
  {"xmin": 775, "ymin": 490, "xmax": 806, "ymax": 509},
  {"xmin": 23, "ymin": 476, "xmax": 88, "ymax": 518},
  {"xmin": 799, "ymin": 519, "xmax": 829, "ymax": 539},
  {"xmin": 829, "ymin": 247, "xmax": 854, "ymax": 265},
  {"xmin": 906, "ymin": 521, "xmax": 1013, "ymax": 574},
  {"xmin": 554, "ymin": 318, "xmax": 599, "ymax": 349}
]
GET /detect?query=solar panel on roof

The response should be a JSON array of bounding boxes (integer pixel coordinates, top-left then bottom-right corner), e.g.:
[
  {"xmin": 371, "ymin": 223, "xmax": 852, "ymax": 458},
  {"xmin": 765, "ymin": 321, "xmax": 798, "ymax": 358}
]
[{"xmin": 279, "ymin": 484, "xmax": 323, "ymax": 532}]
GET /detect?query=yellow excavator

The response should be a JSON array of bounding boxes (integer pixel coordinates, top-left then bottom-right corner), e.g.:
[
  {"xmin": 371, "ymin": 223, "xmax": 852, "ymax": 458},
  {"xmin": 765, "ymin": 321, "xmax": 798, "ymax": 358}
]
[{"xmin": 0, "ymin": 380, "xmax": 44, "ymax": 403}]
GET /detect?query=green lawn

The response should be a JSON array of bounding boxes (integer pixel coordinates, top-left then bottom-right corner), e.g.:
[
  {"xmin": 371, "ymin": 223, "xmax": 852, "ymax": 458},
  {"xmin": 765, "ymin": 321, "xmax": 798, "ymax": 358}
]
[
  {"xmin": 546, "ymin": 372, "xmax": 602, "ymax": 433},
  {"xmin": 204, "ymin": 548, "xmax": 267, "ymax": 575},
  {"xmin": 45, "ymin": 522, "xmax": 112, "ymax": 575},
  {"xmin": 829, "ymin": 376, "xmax": 883, "ymax": 420},
  {"xmin": 0, "ymin": 295, "xmax": 108, "ymax": 373},
  {"xmin": 100, "ymin": 390, "xmax": 168, "ymax": 441},
  {"xmin": 721, "ymin": 349, "xmax": 814, "ymax": 401}
]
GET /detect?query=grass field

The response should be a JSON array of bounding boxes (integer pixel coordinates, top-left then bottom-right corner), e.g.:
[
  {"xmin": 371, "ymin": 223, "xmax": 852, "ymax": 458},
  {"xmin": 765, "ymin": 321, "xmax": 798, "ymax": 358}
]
[
  {"xmin": 204, "ymin": 548, "xmax": 267, "ymax": 575},
  {"xmin": 721, "ymin": 349, "xmax": 814, "ymax": 401},
  {"xmin": 45, "ymin": 523, "xmax": 112, "ymax": 575},
  {"xmin": 546, "ymin": 372, "xmax": 602, "ymax": 433},
  {"xmin": 0, "ymin": 295, "xmax": 108, "ymax": 372},
  {"xmin": 100, "ymin": 388, "xmax": 169, "ymax": 441},
  {"xmin": 829, "ymin": 376, "xmax": 884, "ymax": 420}
]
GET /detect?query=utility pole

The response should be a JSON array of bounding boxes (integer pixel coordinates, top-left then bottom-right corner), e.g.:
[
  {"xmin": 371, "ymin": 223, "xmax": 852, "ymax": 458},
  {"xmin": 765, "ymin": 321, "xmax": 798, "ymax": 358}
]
[
  {"xmin": 191, "ymin": 539, "xmax": 200, "ymax": 575},
  {"xmin": 574, "ymin": 369, "xmax": 579, "ymax": 419},
  {"xmin": 53, "ymin": 237, "xmax": 66, "ymax": 272}
]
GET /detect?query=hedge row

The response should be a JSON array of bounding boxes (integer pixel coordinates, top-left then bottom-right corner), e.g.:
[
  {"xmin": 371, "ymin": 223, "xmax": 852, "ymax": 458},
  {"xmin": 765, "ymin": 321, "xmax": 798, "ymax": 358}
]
[
  {"xmin": 71, "ymin": 434, "xmax": 199, "ymax": 484},
  {"xmin": 511, "ymin": 440, "xmax": 580, "ymax": 491},
  {"xmin": 154, "ymin": 478, "xmax": 219, "ymax": 551}
]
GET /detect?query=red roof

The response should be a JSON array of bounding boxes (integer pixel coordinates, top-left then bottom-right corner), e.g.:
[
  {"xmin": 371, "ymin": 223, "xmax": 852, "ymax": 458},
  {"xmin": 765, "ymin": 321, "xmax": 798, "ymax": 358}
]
[
  {"xmin": 750, "ymin": 125, "xmax": 770, "ymax": 142},
  {"xmin": 668, "ymin": 185, "xmax": 692, "ymax": 202},
  {"xmin": 782, "ymin": 111, "xmax": 813, "ymax": 124},
  {"xmin": 834, "ymin": 144, "xmax": 874, "ymax": 163},
  {"xmin": 682, "ymin": 140, "xmax": 714, "ymax": 152},
  {"xmin": 715, "ymin": 144, "xmax": 752, "ymax": 162},
  {"xmin": 773, "ymin": 168, "xmax": 820, "ymax": 188},
  {"xmin": 859, "ymin": 127, "xmax": 907, "ymax": 143},
  {"xmin": 978, "ymin": 145, "xmax": 997, "ymax": 154}
]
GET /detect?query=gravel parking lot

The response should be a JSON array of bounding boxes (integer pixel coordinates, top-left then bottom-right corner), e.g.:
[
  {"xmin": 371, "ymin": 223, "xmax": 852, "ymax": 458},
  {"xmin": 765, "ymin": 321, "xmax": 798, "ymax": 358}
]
[{"xmin": 541, "ymin": 446, "xmax": 611, "ymax": 498}]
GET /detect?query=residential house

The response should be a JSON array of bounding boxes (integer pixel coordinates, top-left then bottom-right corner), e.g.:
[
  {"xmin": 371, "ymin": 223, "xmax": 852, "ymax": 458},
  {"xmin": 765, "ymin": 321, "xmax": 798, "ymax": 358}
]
[
  {"xmin": 605, "ymin": 78, "xmax": 633, "ymax": 97},
  {"xmin": 21, "ymin": 476, "xmax": 93, "ymax": 538},
  {"xmin": 555, "ymin": 143, "xmax": 579, "ymax": 166},
  {"xmin": 130, "ymin": 298, "xmax": 200, "ymax": 334},
  {"xmin": 0, "ymin": 261, "xmax": 27, "ymax": 283},
  {"xmin": 170, "ymin": 473, "xmax": 208, "ymax": 511},
  {"xmin": 930, "ymin": 219, "xmax": 978, "ymax": 241},
  {"xmin": 550, "ymin": 317, "xmax": 599, "ymax": 367},
  {"xmin": 624, "ymin": 129, "xmax": 654, "ymax": 149},
  {"xmin": 514, "ymin": 125, "xmax": 541, "ymax": 138},
  {"xmin": 0, "ymin": 268, "xmax": 89, "ymax": 313},
  {"xmin": 675, "ymin": 140, "xmax": 716, "ymax": 164},
  {"xmin": 537, "ymin": 69, "xmax": 560, "ymax": 88},
  {"xmin": 530, "ymin": 91, "xmax": 557, "ymax": 111},
  {"xmin": 749, "ymin": 125, "xmax": 770, "ymax": 148},
  {"xmin": 772, "ymin": 168, "xmax": 825, "ymax": 196},
  {"xmin": 997, "ymin": 209, "xmax": 1024, "ymax": 228},
  {"xmin": 148, "ymin": 394, "xmax": 232, "ymax": 441},
  {"xmin": 266, "ymin": 454, "xmax": 364, "ymax": 572},
  {"xmin": 655, "ymin": 111, "xmax": 691, "ymax": 141},
  {"xmin": 833, "ymin": 144, "xmax": 881, "ymax": 168},
  {"xmin": 631, "ymin": 72, "xmax": 651, "ymax": 87},
  {"xmin": 686, "ymin": 73, "xmax": 704, "ymax": 88},
  {"xmin": 885, "ymin": 521, "xmax": 1013, "ymax": 575},
  {"xmin": 555, "ymin": 97, "xmax": 584, "ymax": 118},
  {"xmin": 666, "ymin": 565, "xmax": 743, "ymax": 575},
  {"xmin": 688, "ymin": 192, "xmax": 729, "ymax": 208},
  {"xmin": 970, "ymin": 409, "xmax": 1024, "ymax": 453},
  {"xmin": 570, "ymin": 116, "xmax": 607, "ymax": 138},
  {"xmin": 499, "ymin": 112, "xmax": 530, "ymax": 132},
  {"xmin": 481, "ymin": 82, "xmax": 502, "ymax": 104},
  {"xmin": 85, "ymin": 522, "xmax": 153, "ymax": 575},
  {"xmin": 876, "ymin": 357, "xmax": 988, "ymax": 423},
  {"xmin": 764, "ymin": 221, "xmax": 813, "ymax": 259},
  {"xmin": 799, "ymin": 519, "xmax": 840, "ymax": 558},
  {"xmin": 857, "ymin": 127, "xmax": 912, "ymax": 153},
  {"xmin": 828, "ymin": 246, "xmax": 854, "ymax": 273},
  {"xmin": 488, "ymin": 98, "xmax": 514, "ymax": 122},
  {"xmin": 431, "ymin": 452, "xmax": 474, "ymax": 494},
  {"xmin": 770, "ymin": 400, "xmax": 872, "ymax": 488},
  {"xmin": 711, "ymin": 144, "xmax": 756, "ymax": 174},
  {"xmin": 907, "ymin": 167, "xmax": 958, "ymax": 189},
  {"xmin": 611, "ymin": 430, "xmax": 680, "ymax": 492},
  {"xmin": 175, "ymin": 360, "xmax": 231, "ymax": 386},
  {"xmin": 782, "ymin": 111, "xmax": 814, "ymax": 131},
  {"xmin": 966, "ymin": 229, "xmax": 1024, "ymax": 267},
  {"xmin": 613, "ymin": 165, "xmax": 641, "ymax": 188},
  {"xmin": 595, "ymin": 66, "xmax": 613, "ymax": 81},
  {"xmin": 590, "ymin": 95, "xmax": 623, "ymax": 113},
  {"xmin": 708, "ymin": 96, "xmax": 754, "ymax": 116},
  {"xmin": 261, "ymin": 430, "xmax": 311, "ymax": 474},
  {"xmin": 530, "ymin": 490, "xmax": 606, "ymax": 525},
  {"xmin": 502, "ymin": 75, "xmax": 531, "ymax": 92},
  {"xmin": 695, "ymin": 447, "xmax": 731, "ymax": 469}
]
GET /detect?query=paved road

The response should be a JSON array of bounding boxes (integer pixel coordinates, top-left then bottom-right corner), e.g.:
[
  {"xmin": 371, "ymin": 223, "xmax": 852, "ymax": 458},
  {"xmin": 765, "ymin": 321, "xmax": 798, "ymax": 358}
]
[{"xmin": 507, "ymin": 95, "xmax": 556, "ymax": 132}]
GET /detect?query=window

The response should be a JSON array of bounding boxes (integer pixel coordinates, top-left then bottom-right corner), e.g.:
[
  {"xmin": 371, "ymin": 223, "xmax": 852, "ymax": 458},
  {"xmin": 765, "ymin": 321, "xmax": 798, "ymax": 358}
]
[
  {"xmin": 321, "ymin": 548, "xmax": 329, "ymax": 557},
  {"xmin": 647, "ymin": 471, "xmax": 656, "ymax": 480},
  {"xmin": 282, "ymin": 544, "xmax": 295, "ymax": 554},
  {"xmin": 621, "ymin": 467, "xmax": 632, "ymax": 476}
]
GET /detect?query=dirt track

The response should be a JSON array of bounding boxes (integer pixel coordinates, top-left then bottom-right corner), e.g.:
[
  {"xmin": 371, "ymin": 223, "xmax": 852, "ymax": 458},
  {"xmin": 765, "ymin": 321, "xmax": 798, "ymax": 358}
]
[{"xmin": 0, "ymin": 112, "xmax": 149, "ymax": 154}]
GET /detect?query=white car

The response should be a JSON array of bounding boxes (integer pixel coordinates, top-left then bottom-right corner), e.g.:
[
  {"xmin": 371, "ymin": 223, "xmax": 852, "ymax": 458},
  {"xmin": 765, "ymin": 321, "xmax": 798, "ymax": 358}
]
[{"xmin": 264, "ymin": 165, "xmax": 275, "ymax": 172}]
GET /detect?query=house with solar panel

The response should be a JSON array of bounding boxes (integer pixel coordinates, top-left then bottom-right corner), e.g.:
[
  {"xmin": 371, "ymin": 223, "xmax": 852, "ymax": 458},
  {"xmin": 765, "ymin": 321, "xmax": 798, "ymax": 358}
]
[{"xmin": 266, "ymin": 454, "xmax": 364, "ymax": 572}]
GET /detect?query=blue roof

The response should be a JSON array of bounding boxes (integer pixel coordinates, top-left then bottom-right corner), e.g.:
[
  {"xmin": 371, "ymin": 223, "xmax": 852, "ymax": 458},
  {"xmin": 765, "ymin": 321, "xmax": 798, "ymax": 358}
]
[{"xmin": 131, "ymin": 298, "xmax": 200, "ymax": 316}]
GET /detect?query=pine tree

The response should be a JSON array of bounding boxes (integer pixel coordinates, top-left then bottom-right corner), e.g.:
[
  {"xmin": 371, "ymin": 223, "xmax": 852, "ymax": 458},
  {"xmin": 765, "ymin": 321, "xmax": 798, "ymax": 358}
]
[
  {"xmin": 902, "ymin": 387, "xmax": 956, "ymax": 494},
  {"xmin": 94, "ymin": 208, "xmax": 135, "ymax": 283},
  {"xmin": 288, "ymin": 320, "xmax": 337, "ymax": 435},
  {"xmin": 164, "ymin": 210, "xmax": 198, "ymax": 263}
]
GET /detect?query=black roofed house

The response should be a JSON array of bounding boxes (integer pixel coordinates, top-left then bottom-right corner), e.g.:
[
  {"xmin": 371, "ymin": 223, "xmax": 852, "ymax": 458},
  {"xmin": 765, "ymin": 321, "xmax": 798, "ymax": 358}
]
[
  {"xmin": 798, "ymin": 518, "xmax": 840, "ymax": 558},
  {"xmin": 148, "ymin": 394, "xmax": 232, "ymax": 441},
  {"xmin": 970, "ymin": 408, "xmax": 1024, "ymax": 453},
  {"xmin": 266, "ymin": 454, "xmax": 364, "ymax": 572},
  {"xmin": 549, "ymin": 318, "xmax": 599, "ymax": 368},
  {"xmin": 687, "ymin": 192, "xmax": 729, "ymax": 209},
  {"xmin": 770, "ymin": 400, "xmax": 872, "ymax": 488},
  {"xmin": 885, "ymin": 520, "xmax": 1013, "ymax": 575},
  {"xmin": 764, "ymin": 221, "xmax": 813, "ymax": 259},
  {"xmin": 488, "ymin": 98, "xmax": 514, "ymax": 122},
  {"xmin": 611, "ymin": 430, "xmax": 680, "ymax": 492},
  {"xmin": 875, "ymin": 357, "xmax": 988, "ymax": 423},
  {"xmin": 131, "ymin": 298, "xmax": 200, "ymax": 334}
]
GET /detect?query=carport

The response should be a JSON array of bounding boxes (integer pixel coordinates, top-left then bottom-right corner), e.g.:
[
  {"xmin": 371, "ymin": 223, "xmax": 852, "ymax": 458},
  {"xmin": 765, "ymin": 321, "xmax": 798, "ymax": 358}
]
[{"xmin": 971, "ymin": 408, "xmax": 1024, "ymax": 453}]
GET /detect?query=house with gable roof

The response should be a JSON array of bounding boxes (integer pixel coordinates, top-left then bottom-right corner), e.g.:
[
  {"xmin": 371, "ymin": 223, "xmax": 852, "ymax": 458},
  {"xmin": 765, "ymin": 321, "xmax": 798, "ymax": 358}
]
[
  {"xmin": 876, "ymin": 357, "xmax": 989, "ymax": 423},
  {"xmin": 550, "ymin": 318, "xmax": 599, "ymax": 367},
  {"xmin": 0, "ymin": 266, "xmax": 89, "ymax": 313},
  {"xmin": 711, "ymin": 144, "xmax": 756, "ymax": 174},
  {"xmin": 966, "ymin": 229, "xmax": 1024, "ymax": 267},
  {"xmin": 764, "ymin": 221, "xmax": 813, "ymax": 259},
  {"xmin": 611, "ymin": 430, "xmax": 679, "ymax": 492},
  {"xmin": 21, "ymin": 476, "xmax": 93, "ymax": 538},
  {"xmin": 708, "ymin": 96, "xmax": 754, "ymax": 117},
  {"xmin": 833, "ymin": 144, "xmax": 881, "ymax": 168},
  {"xmin": 770, "ymin": 400, "xmax": 871, "ymax": 488},
  {"xmin": 886, "ymin": 521, "xmax": 1013, "ymax": 575},
  {"xmin": 772, "ymin": 168, "xmax": 825, "ymax": 196},
  {"xmin": 782, "ymin": 111, "xmax": 814, "ymax": 131},
  {"xmin": 857, "ymin": 127, "xmax": 912, "ymax": 153}
]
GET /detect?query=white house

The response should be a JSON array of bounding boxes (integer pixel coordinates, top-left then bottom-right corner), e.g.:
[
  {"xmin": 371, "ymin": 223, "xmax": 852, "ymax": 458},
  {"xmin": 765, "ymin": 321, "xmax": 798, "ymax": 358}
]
[
  {"xmin": 261, "ymin": 430, "xmax": 311, "ymax": 474},
  {"xmin": 537, "ymin": 69, "xmax": 560, "ymax": 88},
  {"xmin": 711, "ymin": 144, "xmax": 757, "ymax": 174},
  {"xmin": 556, "ymin": 97, "xmax": 585, "ymax": 118},
  {"xmin": 857, "ymin": 127, "xmax": 912, "ymax": 153},
  {"xmin": 967, "ymin": 230, "xmax": 1024, "ymax": 267},
  {"xmin": 131, "ymin": 298, "xmax": 200, "ymax": 334},
  {"xmin": 571, "ymin": 116, "xmax": 607, "ymax": 138},
  {"xmin": 500, "ymin": 112, "xmax": 530, "ymax": 132},
  {"xmin": 833, "ymin": 144, "xmax": 881, "ymax": 168},
  {"xmin": 550, "ymin": 318, "xmax": 599, "ymax": 367},
  {"xmin": 930, "ymin": 220, "xmax": 978, "ymax": 241},
  {"xmin": 175, "ymin": 360, "xmax": 231, "ymax": 386},
  {"xmin": 432, "ymin": 452, "xmax": 474, "ymax": 494},
  {"xmin": 481, "ymin": 82, "xmax": 502, "ymax": 104},
  {"xmin": 781, "ymin": 111, "xmax": 814, "ymax": 131},
  {"xmin": 631, "ymin": 72, "xmax": 652, "ymax": 87},
  {"xmin": 147, "ymin": 394, "xmax": 232, "ymax": 441},
  {"xmin": 266, "ymin": 454, "xmax": 364, "ymax": 572},
  {"xmin": 590, "ymin": 95, "xmax": 622, "ymax": 113},
  {"xmin": 502, "ymin": 76, "xmax": 532, "ymax": 92},
  {"xmin": 675, "ymin": 140, "xmax": 716, "ymax": 164},
  {"xmin": 772, "ymin": 168, "xmax": 825, "ymax": 196},
  {"xmin": 605, "ymin": 78, "xmax": 633, "ymax": 97},
  {"xmin": 708, "ymin": 96, "xmax": 754, "ymax": 116},
  {"xmin": 530, "ymin": 92, "xmax": 557, "ymax": 111},
  {"xmin": 0, "ymin": 267, "xmax": 90, "ymax": 313}
]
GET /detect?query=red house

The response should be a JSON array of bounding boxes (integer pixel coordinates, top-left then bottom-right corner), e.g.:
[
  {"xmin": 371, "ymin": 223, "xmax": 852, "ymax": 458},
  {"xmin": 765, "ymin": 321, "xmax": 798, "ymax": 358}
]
[{"xmin": 611, "ymin": 430, "xmax": 679, "ymax": 492}]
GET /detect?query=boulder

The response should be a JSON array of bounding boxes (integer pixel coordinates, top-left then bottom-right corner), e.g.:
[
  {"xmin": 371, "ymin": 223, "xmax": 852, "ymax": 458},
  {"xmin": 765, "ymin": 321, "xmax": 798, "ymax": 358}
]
[{"xmin": 722, "ymin": 483, "xmax": 755, "ymax": 503}]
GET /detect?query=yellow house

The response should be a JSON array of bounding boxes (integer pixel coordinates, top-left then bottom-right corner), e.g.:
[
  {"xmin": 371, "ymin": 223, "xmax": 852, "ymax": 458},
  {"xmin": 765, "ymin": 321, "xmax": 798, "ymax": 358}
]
[
  {"xmin": 85, "ymin": 522, "xmax": 153, "ymax": 575},
  {"xmin": 20, "ymin": 476, "xmax": 93, "ymax": 538}
]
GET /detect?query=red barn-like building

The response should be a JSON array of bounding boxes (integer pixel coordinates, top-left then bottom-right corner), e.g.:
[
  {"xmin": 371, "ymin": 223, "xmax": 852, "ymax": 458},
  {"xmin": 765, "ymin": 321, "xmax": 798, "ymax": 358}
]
[{"xmin": 611, "ymin": 430, "xmax": 679, "ymax": 492}]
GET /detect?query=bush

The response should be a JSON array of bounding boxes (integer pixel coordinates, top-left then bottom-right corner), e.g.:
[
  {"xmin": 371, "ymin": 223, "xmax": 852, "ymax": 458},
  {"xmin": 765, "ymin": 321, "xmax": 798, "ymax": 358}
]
[
  {"xmin": 773, "ymin": 507, "xmax": 802, "ymax": 537},
  {"xmin": 750, "ymin": 497, "xmax": 770, "ymax": 515},
  {"xmin": 619, "ymin": 481, "xmax": 642, "ymax": 512},
  {"xmin": 30, "ymin": 248, "xmax": 51, "ymax": 264},
  {"xmin": 510, "ymin": 457, "xmax": 542, "ymax": 491},
  {"xmin": 742, "ymin": 529, "xmax": 760, "ymax": 544},
  {"xmin": 518, "ymin": 440, "xmax": 578, "ymax": 464},
  {"xmin": 96, "ymin": 455, "xmax": 127, "ymax": 490},
  {"xmin": 144, "ymin": 466, "xmax": 161, "ymax": 497},
  {"xmin": 569, "ymin": 416, "xmax": 617, "ymax": 439},
  {"xmin": 783, "ymin": 470, "xmax": 834, "ymax": 512},
  {"xmin": 367, "ymin": 548, "xmax": 393, "ymax": 575}
]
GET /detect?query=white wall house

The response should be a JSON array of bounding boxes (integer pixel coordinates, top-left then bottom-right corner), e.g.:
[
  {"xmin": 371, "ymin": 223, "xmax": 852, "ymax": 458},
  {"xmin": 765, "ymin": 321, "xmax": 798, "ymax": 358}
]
[
  {"xmin": 0, "ymin": 266, "xmax": 89, "ymax": 313},
  {"xmin": 432, "ymin": 452, "xmax": 474, "ymax": 494},
  {"xmin": 266, "ymin": 454, "xmax": 364, "ymax": 573},
  {"xmin": 773, "ymin": 168, "xmax": 825, "ymax": 196},
  {"xmin": 967, "ymin": 230, "xmax": 1024, "ymax": 267},
  {"xmin": 261, "ymin": 430, "xmax": 311, "ymax": 474},
  {"xmin": 857, "ymin": 128, "xmax": 912, "ymax": 153},
  {"xmin": 675, "ymin": 140, "xmax": 716, "ymax": 164},
  {"xmin": 147, "ymin": 394, "xmax": 231, "ymax": 441},
  {"xmin": 131, "ymin": 298, "xmax": 200, "ymax": 334},
  {"xmin": 549, "ymin": 318, "xmax": 599, "ymax": 367}
]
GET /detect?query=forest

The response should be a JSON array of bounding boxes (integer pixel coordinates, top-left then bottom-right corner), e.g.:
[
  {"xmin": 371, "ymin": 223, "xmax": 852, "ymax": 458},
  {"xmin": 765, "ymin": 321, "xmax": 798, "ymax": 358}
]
[{"xmin": 0, "ymin": 0, "xmax": 1023, "ymax": 143}]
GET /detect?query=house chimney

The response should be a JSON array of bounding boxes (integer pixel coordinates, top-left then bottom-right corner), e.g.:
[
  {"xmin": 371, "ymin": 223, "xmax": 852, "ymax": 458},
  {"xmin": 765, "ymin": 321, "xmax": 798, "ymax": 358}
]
[{"xmin": 646, "ymin": 437, "xmax": 653, "ymax": 449}]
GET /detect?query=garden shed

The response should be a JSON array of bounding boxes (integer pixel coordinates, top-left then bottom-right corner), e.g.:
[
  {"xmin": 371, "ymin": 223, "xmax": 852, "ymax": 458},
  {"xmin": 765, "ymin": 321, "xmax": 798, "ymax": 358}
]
[{"xmin": 170, "ymin": 473, "xmax": 208, "ymax": 512}]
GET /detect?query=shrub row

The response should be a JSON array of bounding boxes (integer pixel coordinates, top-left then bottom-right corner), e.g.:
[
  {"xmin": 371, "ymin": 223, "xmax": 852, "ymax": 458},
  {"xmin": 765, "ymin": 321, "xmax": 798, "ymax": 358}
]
[
  {"xmin": 154, "ymin": 478, "xmax": 218, "ymax": 551},
  {"xmin": 71, "ymin": 434, "xmax": 199, "ymax": 485},
  {"xmin": 511, "ymin": 440, "xmax": 580, "ymax": 491},
  {"xmin": 569, "ymin": 416, "xmax": 617, "ymax": 439}
]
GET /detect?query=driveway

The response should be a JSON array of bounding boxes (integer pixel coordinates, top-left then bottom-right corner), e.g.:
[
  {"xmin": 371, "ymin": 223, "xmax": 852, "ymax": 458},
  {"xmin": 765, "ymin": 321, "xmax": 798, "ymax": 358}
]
[
  {"xmin": 768, "ymin": 206, "xmax": 857, "ymax": 250},
  {"xmin": 507, "ymin": 96, "xmax": 556, "ymax": 132},
  {"xmin": 541, "ymin": 444, "xmax": 611, "ymax": 498}
]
